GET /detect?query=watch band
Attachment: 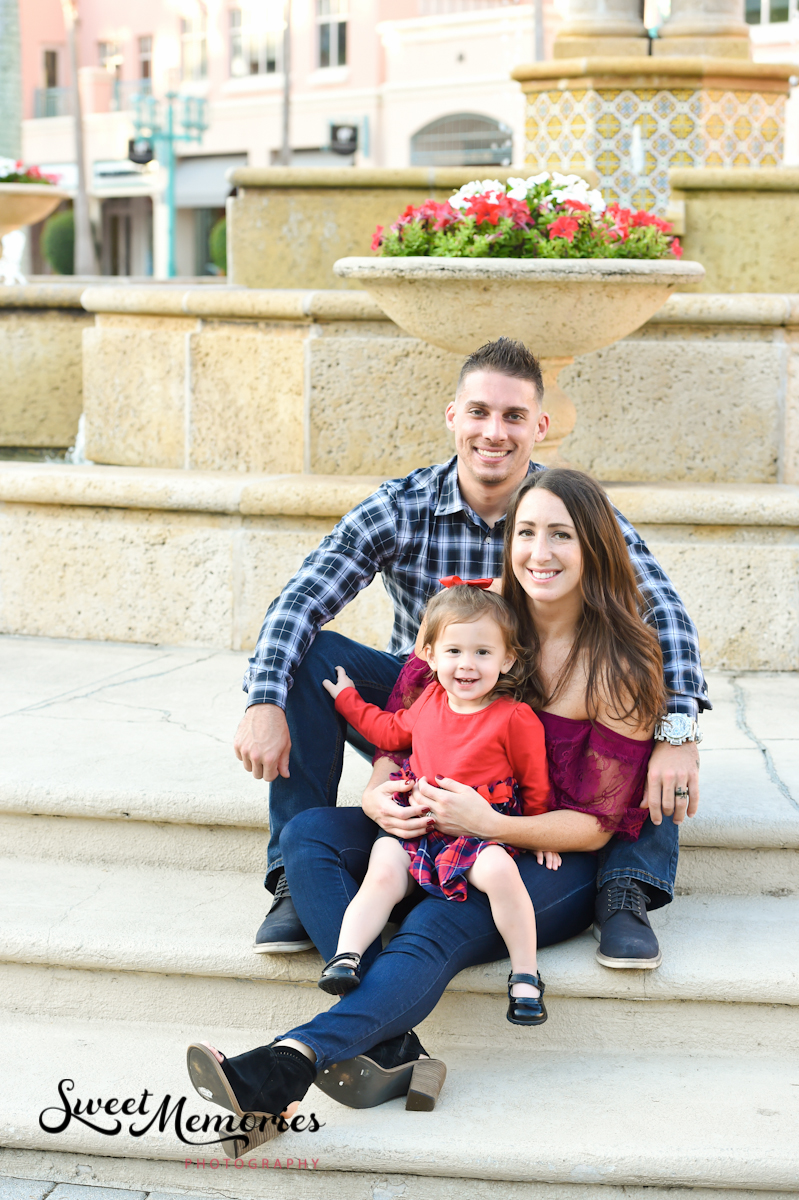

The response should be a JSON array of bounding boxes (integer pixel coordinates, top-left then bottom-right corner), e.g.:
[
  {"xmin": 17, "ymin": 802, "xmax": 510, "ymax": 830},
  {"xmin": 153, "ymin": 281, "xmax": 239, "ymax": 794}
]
[{"xmin": 654, "ymin": 713, "xmax": 703, "ymax": 745}]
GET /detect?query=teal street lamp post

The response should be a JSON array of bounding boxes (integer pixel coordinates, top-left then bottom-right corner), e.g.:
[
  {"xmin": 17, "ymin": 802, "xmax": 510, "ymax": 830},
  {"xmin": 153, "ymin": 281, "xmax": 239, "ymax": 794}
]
[{"xmin": 131, "ymin": 92, "xmax": 208, "ymax": 278}]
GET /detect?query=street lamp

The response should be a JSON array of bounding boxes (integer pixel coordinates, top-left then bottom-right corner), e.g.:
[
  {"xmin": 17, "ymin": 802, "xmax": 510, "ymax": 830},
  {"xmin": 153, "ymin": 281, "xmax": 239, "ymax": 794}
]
[{"xmin": 131, "ymin": 92, "xmax": 208, "ymax": 278}]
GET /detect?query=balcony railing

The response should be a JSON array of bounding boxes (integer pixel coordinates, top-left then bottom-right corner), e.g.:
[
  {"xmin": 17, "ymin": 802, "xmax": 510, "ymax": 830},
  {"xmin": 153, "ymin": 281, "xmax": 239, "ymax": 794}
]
[
  {"xmin": 110, "ymin": 78, "xmax": 152, "ymax": 112},
  {"xmin": 33, "ymin": 87, "xmax": 72, "ymax": 118}
]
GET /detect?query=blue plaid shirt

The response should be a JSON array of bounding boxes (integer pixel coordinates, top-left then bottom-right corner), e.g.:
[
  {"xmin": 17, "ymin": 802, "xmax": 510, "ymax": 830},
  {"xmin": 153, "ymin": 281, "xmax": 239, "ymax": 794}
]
[{"xmin": 245, "ymin": 458, "xmax": 709, "ymax": 718}]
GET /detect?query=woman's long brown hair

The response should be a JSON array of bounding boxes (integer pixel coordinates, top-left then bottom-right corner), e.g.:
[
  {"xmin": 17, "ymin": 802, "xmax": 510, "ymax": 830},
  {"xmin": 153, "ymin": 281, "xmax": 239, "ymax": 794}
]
[{"xmin": 502, "ymin": 469, "xmax": 667, "ymax": 727}]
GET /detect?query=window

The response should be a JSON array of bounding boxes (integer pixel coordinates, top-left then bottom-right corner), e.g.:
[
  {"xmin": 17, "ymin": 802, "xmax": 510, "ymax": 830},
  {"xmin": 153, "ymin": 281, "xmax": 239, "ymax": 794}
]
[
  {"xmin": 139, "ymin": 36, "xmax": 153, "ymax": 81},
  {"xmin": 98, "ymin": 41, "xmax": 122, "ymax": 74},
  {"xmin": 768, "ymin": 0, "xmax": 790, "ymax": 21},
  {"xmin": 44, "ymin": 50, "xmax": 58, "ymax": 88},
  {"xmin": 411, "ymin": 113, "xmax": 512, "ymax": 167},
  {"xmin": 229, "ymin": 7, "xmax": 281, "ymax": 76},
  {"xmin": 181, "ymin": 14, "xmax": 208, "ymax": 80},
  {"xmin": 317, "ymin": 0, "xmax": 347, "ymax": 69}
]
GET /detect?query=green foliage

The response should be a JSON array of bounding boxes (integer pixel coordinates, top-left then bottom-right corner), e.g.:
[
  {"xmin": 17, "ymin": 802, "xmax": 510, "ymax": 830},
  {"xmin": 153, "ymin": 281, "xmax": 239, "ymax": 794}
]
[
  {"xmin": 41, "ymin": 209, "xmax": 74, "ymax": 275},
  {"xmin": 209, "ymin": 217, "xmax": 227, "ymax": 274}
]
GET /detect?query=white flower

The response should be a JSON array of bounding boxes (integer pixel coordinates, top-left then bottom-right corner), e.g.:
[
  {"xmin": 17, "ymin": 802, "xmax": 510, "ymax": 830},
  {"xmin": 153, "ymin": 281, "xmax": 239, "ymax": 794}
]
[
  {"xmin": 449, "ymin": 178, "xmax": 507, "ymax": 209},
  {"xmin": 506, "ymin": 172, "xmax": 551, "ymax": 199}
]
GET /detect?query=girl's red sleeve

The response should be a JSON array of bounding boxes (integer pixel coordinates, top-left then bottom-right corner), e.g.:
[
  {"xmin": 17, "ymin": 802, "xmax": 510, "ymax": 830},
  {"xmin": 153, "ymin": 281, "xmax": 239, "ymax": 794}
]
[
  {"xmin": 507, "ymin": 706, "xmax": 552, "ymax": 815},
  {"xmin": 334, "ymin": 683, "xmax": 433, "ymax": 751}
]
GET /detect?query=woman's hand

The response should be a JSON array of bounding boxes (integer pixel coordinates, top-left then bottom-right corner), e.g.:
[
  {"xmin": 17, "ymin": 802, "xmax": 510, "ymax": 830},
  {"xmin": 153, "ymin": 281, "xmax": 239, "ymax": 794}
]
[
  {"xmin": 321, "ymin": 665, "xmax": 355, "ymax": 701},
  {"xmin": 362, "ymin": 776, "xmax": 433, "ymax": 839},
  {"xmin": 415, "ymin": 776, "xmax": 502, "ymax": 841},
  {"xmin": 535, "ymin": 850, "xmax": 562, "ymax": 870}
]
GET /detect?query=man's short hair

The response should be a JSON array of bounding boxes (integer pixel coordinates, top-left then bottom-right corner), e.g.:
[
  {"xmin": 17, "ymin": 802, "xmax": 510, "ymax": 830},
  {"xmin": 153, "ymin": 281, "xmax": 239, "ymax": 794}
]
[{"xmin": 456, "ymin": 338, "xmax": 544, "ymax": 404}]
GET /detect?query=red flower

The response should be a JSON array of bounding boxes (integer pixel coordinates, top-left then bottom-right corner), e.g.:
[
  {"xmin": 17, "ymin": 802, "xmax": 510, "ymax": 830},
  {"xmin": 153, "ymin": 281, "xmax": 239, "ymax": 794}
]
[
  {"xmin": 630, "ymin": 210, "xmax": 672, "ymax": 233},
  {"xmin": 371, "ymin": 225, "xmax": 385, "ymax": 251},
  {"xmin": 463, "ymin": 192, "xmax": 532, "ymax": 229},
  {"xmin": 671, "ymin": 238, "xmax": 683, "ymax": 258},
  {"xmin": 563, "ymin": 199, "xmax": 591, "ymax": 213},
  {"xmin": 548, "ymin": 215, "xmax": 579, "ymax": 243}
]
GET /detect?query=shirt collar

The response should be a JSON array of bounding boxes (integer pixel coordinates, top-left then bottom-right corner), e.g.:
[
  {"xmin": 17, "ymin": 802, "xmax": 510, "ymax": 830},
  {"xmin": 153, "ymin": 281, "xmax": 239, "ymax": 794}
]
[{"xmin": 434, "ymin": 456, "xmax": 545, "ymax": 524}]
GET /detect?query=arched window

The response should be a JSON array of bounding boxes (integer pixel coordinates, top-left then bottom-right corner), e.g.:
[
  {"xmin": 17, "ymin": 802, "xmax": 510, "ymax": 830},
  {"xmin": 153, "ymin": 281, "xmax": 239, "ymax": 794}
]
[{"xmin": 410, "ymin": 113, "xmax": 513, "ymax": 167}]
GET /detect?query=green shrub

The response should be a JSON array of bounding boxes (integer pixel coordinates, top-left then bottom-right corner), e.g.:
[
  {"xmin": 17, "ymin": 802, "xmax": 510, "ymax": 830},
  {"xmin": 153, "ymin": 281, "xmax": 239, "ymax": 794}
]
[
  {"xmin": 209, "ymin": 217, "xmax": 226, "ymax": 274},
  {"xmin": 41, "ymin": 209, "xmax": 74, "ymax": 275}
]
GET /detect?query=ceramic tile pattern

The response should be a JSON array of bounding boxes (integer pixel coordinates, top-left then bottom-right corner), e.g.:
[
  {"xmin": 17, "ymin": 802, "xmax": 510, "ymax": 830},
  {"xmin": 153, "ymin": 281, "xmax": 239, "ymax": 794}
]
[{"xmin": 525, "ymin": 87, "xmax": 785, "ymax": 211}]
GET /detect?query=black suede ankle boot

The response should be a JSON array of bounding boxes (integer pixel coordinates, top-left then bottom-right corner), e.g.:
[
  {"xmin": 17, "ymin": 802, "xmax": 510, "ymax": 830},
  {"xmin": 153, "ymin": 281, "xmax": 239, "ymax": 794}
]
[{"xmin": 187, "ymin": 1041, "xmax": 317, "ymax": 1126}]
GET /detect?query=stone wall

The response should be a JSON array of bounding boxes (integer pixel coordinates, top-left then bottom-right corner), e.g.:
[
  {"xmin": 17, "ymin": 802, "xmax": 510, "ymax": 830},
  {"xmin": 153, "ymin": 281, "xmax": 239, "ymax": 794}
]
[
  {"xmin": 0, "ymin": 285, "xmax": 90, "ymax": 449},
  {"xmin": 79, "ymin": 286, "xmax": 799, "ymax": 485},
  {"xmin": 1, "ymin": 464, "xmax": 797, "ymax": 671}
]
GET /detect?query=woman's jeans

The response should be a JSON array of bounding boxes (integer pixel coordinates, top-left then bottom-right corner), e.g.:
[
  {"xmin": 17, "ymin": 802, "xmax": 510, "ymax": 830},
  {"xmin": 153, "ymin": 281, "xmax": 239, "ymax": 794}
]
[{"xmin": 278, "ymin": 808, "xmax": 599, "ymax": 1069}]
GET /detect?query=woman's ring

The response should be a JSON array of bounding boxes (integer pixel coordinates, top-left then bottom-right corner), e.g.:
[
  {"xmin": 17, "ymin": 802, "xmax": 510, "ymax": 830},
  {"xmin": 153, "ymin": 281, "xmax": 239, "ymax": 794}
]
[{"xmin": 675, "ymin": 787, "xmax": 689, "ymax": 798}]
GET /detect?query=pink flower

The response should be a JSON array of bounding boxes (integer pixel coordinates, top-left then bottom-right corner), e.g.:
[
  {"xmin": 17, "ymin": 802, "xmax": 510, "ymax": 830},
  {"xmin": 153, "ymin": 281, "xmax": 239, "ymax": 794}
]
[
  {"xmin": 371, "ymin": 225, "xmax": 385, "ymax": 251},
  {"xmin": 630, "ymin": 210, "xmax": 672, "ymax": 233},
  {"xmin": 671, "ymin": 238, "xmax": 683, "ymax": 258},
  {"xmin": 563, "ymin": 199, "xmax": 591, "ymax": 213},
  {"xmin": 548, "ymin": 215, "xmax": 579, "ymax": 243}
]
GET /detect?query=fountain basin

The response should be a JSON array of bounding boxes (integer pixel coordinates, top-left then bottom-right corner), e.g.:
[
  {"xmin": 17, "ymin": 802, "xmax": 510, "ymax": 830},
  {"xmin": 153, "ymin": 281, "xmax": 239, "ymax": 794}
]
[{"xmin": 0, "ymin": 183, "xmax": 70, "ymax": 239}]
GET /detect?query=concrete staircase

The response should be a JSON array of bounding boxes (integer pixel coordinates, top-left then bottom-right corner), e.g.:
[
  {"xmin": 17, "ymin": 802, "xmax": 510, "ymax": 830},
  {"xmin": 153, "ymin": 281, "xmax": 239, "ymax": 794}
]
[{"xmin": 2, "ymin": 634, "xmax": 799, "ymax": 1198}]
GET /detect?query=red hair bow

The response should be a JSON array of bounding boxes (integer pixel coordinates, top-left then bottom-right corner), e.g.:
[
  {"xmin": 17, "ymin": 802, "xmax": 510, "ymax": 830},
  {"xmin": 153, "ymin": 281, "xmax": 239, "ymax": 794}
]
[{"xmin": 439, "ymin": 576, "xmax": 493, "ymax": 589}]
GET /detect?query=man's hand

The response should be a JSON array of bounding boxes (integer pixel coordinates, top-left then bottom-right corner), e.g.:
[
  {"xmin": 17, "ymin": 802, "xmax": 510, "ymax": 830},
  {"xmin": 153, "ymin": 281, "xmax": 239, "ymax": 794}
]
[
  {"xmin": 362, "ymin": 776, "xmax": 432, "ymax": 838},
  {"xmin": 234, "ymin": 704, "xmax": 291, "ymax": 782},
  {"xmin": 321, "ymin": 665, "xmax": 356, "ymax": 701},
  {"xmin": 642, "ymin": 739, "xmax": 700, "ymax": 825}
]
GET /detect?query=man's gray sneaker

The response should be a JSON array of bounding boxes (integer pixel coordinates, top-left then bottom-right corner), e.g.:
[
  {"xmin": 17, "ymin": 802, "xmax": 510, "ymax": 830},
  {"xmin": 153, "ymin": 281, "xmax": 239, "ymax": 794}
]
[
  {"xmin": 593, "ymin": 875, "xmax": 662, "ymax": 969},
  {"xmin": 253, "ymin": 873, "xmax": 314, "ymax": 954}
]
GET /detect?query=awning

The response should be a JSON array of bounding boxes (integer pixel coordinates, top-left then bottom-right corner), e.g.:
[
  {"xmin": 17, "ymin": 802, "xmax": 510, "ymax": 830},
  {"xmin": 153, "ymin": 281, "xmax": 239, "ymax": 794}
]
[{"xmin": 174, "ymin": 154, "xmax": 248, "ymax": 207}]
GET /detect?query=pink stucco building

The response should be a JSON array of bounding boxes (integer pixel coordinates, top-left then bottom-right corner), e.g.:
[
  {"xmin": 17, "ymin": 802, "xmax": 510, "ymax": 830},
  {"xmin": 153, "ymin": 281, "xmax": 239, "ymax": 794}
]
[{"xmin": 20, "ymin": 0, "xmax": 555, "ymax": 276}]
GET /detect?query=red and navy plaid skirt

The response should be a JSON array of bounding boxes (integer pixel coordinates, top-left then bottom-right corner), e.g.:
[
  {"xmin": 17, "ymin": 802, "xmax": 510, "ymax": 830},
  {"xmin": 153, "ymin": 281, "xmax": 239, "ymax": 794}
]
[{"xmin": 390, "ymin": 763, "xmax": 524, "ymax": 902}]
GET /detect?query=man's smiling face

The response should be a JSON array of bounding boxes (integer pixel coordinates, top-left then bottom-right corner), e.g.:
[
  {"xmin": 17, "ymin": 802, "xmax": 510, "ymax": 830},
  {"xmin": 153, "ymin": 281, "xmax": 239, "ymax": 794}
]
[{"xmin": 446, "ymin": 368, "xmax": 548, "ymax": 491}]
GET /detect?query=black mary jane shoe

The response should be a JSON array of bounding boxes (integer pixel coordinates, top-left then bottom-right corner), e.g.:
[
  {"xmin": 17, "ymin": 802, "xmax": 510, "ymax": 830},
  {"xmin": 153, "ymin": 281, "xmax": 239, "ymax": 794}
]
[
  {"xmin": 317, "ymin": 951, "xmax": 362, "ymax": 996},
  {"xmin": 186, "ymin": 1041, "xmax": 316, "ymax": 1156},
  {"xmin": 506, "ymin": 971, "xmax": 548, "ymax": 1026},
  {"xmin": 315, "ymin": 1030, "xmax": 447, "ymax": 1112}
]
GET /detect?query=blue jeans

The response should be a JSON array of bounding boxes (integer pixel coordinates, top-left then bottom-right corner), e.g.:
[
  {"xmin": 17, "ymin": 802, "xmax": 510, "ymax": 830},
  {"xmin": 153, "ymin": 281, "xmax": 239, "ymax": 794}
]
[
  {"xmin": 279, "ymin": 808, "xmax": 598, "ymax": 1068},
  {"xmin": 267, "ymin": 630, "xmax": 680, "ymax": 906},
  {"xmin": 266, "ymin": 631, "xmax": 403, "ymax": 893}
]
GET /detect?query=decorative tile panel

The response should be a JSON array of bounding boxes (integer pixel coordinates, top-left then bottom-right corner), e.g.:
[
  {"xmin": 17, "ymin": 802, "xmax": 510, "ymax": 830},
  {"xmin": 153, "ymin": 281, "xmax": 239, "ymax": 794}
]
[{"xmin": 524, "ymin": 87, "xmax": 786, "ymax": 211}]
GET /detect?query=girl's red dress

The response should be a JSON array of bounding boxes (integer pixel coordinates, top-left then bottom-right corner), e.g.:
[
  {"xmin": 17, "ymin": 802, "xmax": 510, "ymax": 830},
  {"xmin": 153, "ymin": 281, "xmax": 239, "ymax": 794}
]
[
  {"xmin": 365, "ymin": 652, "xmax": 655, "ymax": 887},
  {"xmin": 334, "ymin": 679, "xmax": 550, "ymax": 901}
]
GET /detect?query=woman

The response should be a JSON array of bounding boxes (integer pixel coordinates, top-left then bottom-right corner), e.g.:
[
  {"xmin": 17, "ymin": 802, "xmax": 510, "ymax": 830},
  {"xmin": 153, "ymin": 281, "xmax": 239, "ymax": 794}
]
[{"xmin": 186, "ymin": 468, "xmax": 666, "ymax": 1150}]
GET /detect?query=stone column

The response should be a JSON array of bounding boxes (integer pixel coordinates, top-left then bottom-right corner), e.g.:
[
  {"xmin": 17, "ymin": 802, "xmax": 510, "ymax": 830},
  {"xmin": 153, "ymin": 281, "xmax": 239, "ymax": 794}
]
[
  {"xmin": 554, "ymin": 0, "xmax": 649, "ymax": 58},
  {"xmin": 655, "ymin": 0, "xmax": 751, "ymax": 58}
]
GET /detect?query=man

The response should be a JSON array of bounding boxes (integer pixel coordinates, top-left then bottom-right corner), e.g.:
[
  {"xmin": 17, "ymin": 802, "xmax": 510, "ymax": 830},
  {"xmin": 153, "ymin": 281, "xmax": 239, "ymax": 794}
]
[{"xmin": 235, "ymin": 338, "xmax": 707, "ymax": 966}]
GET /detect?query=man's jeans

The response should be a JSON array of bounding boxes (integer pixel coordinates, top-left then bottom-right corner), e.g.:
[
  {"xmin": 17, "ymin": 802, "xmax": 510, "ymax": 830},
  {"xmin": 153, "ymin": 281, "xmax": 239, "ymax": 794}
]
[
  {"xmin": 267, "ymin": 630, "xmax": 680, "ymax": 905},
  {"xmin": 266, "ymin": 631, "xmax": 403, "ymax": 894}
]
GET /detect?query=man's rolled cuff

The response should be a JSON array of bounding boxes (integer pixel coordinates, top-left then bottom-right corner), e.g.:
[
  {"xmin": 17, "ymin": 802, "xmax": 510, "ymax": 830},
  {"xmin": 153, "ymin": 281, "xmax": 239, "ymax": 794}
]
[
  {"xmin": 243, "ymin": 667, "xmax": 288, "ymax": 711},
  {"xmin": 666, "ymin": 695, "xmax": 700, "ymax": 720}
]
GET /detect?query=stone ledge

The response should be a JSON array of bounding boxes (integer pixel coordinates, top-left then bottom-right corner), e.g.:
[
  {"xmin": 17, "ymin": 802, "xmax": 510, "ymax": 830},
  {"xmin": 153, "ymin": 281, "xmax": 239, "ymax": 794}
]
[
  {"xmin": 512, "ymin": 56, "xmax": 795, "ymax": 84},
  {"xmin": 2, "ymin": 464, "xmax": 798, "ymax": 526},
  {"xmin": 80, "ymin": 286, "xmax": 386, "ymax": 322},
  {"xmin": 650, "ymin": 292, "xmax": 799, "ymax": 325},
  {"xmin": 228, "ymin": 166, "xmax": 525, "ymax": 190},
  {"xmin": 670, "ymin": 167, "xmax": 799, "ymax": 192},
  {"xmin": 0, "ymin": 464, "xmax": 384, "ymax": 517},
  {"xmin": 0, "ymin": 285, "xmax": 87, "ymax": 310}
]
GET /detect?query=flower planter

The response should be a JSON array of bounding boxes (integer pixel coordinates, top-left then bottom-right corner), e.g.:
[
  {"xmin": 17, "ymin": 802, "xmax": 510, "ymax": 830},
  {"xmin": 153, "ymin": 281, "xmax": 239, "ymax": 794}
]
[
  {"xmin": 333, "ymin": 256, "xmax": 705, "ymax": 460},
  {"xmin": 0, "ymin": 183, "xmax": 70, "ymax": 239}
]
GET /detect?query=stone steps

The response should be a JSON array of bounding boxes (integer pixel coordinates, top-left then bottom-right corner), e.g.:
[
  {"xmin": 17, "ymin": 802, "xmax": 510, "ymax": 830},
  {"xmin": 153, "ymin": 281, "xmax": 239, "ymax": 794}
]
[
  {"xmin": 2, "ymin": 634, "xmax": 799, "ymax": 1197},
  {"xmin": 2, "ymin": 1011, "xmax": 798, "ymax": 1194}
]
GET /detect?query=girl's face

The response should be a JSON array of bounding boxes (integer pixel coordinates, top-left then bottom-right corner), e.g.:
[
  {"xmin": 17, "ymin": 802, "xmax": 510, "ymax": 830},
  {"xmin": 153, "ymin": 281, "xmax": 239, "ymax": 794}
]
[
  {"xmin": 510, "ymin": 487, "xmax": 583, "ymax": 608},
  {"xmin": 426, "ymin": 615, "xmax": 515, "ymax": 712}
]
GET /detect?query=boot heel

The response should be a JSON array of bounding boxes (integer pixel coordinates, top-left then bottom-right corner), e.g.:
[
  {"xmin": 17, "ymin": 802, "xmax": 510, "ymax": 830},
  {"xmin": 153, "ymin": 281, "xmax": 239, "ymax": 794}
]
[{"xmin": 405, "ymin": 1058, "xmax": 447, "ymax": 1111}]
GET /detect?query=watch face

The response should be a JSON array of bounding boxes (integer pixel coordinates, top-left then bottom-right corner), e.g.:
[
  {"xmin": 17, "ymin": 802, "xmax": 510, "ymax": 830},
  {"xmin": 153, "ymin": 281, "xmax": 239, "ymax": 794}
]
[{"xmin": 665, "ymin": 714, "xmax": 692, "ymax": 740}]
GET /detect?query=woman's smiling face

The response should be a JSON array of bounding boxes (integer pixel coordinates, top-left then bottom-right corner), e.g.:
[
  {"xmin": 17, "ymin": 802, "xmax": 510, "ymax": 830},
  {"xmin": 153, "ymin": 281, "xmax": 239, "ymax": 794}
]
[{"xmin": 510, "ymin": 487, "xmax": 583, "ymax": 606}]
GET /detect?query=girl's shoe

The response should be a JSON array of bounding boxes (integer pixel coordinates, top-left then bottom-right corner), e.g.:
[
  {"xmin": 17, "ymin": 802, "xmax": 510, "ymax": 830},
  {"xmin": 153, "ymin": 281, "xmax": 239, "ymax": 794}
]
[
  {"xmin": 506, "ymin": 971, "xmax": 547, "ymax": 1026},
  {"xmin": 186, "ymin": 1041, "xmax": 316, "ymax": 1156},
  {"xmin": 317, "ymin": 951, "xmax": 362, "ymax": 995},
  {"xmin": 314, "ymin": 1029, "xmax": 447, "ymax": 1112}
]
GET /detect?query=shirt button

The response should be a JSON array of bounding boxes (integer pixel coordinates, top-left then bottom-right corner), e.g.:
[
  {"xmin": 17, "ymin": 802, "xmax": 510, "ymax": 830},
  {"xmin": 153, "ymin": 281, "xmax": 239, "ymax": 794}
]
[{"xmin": 484, "ymin": 536, "xmax": 490, "ymax": 544}]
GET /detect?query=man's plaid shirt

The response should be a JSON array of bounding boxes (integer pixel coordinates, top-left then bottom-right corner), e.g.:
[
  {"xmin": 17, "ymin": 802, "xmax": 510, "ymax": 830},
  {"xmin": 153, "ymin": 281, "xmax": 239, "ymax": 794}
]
[{"xmin": 245, "ymin": 457, "xmax": 709, "ymax": 718}]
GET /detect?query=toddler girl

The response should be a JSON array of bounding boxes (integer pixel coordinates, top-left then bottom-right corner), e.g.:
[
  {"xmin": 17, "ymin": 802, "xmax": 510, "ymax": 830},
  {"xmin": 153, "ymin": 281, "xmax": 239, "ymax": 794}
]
[{"xmin": 319, "ymin": 581, "xmax": 557, "ymax": 1026}]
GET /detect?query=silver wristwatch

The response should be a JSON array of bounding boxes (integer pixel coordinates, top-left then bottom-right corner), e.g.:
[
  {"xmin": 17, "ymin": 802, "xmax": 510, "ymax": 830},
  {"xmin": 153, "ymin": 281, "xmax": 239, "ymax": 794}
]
[{"xmin": 654, "ymin": 713, "xmax": 703, "ymax": 745}]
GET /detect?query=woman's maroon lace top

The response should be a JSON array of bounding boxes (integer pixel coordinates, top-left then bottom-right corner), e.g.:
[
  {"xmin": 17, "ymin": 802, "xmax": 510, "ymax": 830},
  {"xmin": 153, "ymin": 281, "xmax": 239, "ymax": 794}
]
[{"xmin": 376, "ymin": 652, "xmax": 652, "ymax": 841}]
